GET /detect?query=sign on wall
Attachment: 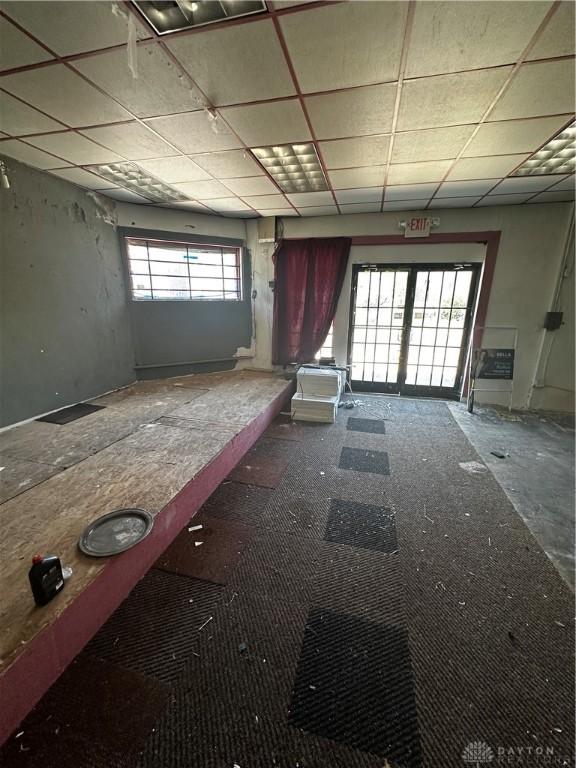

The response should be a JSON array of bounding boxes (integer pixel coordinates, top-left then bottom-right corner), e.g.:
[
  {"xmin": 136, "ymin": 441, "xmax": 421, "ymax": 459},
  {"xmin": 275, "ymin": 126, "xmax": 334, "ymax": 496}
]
[
  {"xmin": 400, "ymin": 216, "xmax": 440, "ymax": 238},
  {"xmin": 477, "ymin": 349, "xmax": 515, "ymax": 380}
]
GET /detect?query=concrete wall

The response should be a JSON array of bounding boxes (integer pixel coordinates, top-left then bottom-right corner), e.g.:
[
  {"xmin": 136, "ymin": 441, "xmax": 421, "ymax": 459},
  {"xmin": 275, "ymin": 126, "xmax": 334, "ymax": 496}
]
[
  {"xmin": 0, "ymin": 158, "xmax": 135, "ymax": 428},
  {"xmin": 115, "ymin": 204, "xmax": 252, "ymax": 379},
  {"xmin": 246, "ymin": 202, "xmax": 575, "ymax": 412}
]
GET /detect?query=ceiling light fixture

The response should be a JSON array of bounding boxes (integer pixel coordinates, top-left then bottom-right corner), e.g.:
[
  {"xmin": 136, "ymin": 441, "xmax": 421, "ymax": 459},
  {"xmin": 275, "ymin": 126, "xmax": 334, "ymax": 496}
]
[
  {"xmin": 251, "ymin": 143, "xmax": 329, "ymax": 194},
  {"xmin": 92, "ymin": 162, "xmax": 189, "ymax": 203},
  {"xmin": 133, "ymin": 0, "xmax": 267, "ymax": 34},
  {"xmin": 512, "ymin": 121, "xmax": 576, "ymax": 177}
]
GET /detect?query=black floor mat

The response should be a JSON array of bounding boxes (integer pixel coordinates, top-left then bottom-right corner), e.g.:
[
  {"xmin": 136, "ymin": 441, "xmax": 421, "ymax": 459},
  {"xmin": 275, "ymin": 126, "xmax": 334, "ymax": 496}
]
[
  {"xmin": 36, "ymin": 402, "xmax": 105, "ymax": 424},
  {"xmin": 347, "ymin": 417, "xmax": 386, "ymax": 434},
  {"xmin": 288, "ymin": 608, "xmax": 422, "ymax": 766},
  {"xmin": 324, "ymin": 498, "xmax": 397, "ymax": 553},
  {"xmin": 339, "ymin": 446, "xmax": 390, "ymax": 475}
]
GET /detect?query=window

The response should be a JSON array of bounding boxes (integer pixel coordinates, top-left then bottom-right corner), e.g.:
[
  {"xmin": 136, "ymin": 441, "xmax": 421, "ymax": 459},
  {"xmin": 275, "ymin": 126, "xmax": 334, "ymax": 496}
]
[
  {"xmin": 125, "ymin": 237, "xmax": 242, "ymax": 301},
  {"xmin": 315, "ymin": 324, "xmax": 334, "ymax": 360}
]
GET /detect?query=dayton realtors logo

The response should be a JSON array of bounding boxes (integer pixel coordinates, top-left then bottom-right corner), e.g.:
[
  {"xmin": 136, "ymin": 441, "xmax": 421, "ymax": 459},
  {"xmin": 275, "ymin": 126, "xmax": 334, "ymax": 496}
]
[
  {"xmin": 462, "ymin": 741, "xmax": 565, "ymax": 766},
  {"xmin": 462, "ymin": 742, "xmax": 494, "ymax": 766}
]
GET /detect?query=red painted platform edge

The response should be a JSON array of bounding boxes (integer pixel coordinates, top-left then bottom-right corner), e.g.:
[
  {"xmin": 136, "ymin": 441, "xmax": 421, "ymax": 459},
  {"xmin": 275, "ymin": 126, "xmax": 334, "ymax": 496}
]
[{"xmin": 0, "ymin": 381, "xmax": 293, "ymax": 746}]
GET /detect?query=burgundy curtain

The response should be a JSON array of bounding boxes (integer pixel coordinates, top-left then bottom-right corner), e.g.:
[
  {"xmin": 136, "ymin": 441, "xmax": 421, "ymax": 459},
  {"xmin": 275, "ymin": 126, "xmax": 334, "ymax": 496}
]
[{"xmin": 272, "ymin": 237, "xmax": 351, "ymax": 366}]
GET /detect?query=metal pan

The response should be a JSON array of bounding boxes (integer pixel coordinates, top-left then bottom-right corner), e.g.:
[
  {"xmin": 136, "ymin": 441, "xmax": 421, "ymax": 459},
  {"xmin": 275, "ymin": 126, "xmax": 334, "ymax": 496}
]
[{"xmin": 78, "ymin": 508, "xmax": 154, "ymax": 557}]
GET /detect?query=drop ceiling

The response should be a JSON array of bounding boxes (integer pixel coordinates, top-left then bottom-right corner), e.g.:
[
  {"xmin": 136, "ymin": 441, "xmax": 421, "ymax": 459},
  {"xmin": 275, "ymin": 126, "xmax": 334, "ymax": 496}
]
[{"xmin": 0, "ymin": 0, "xmax": 574, "ymax": 218}]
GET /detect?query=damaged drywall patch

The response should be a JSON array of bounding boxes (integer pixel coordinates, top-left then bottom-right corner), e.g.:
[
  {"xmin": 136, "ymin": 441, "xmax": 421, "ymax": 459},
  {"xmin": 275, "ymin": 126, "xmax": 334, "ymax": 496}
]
[{"xmin": 86, "ymin": 191, "xmax": 118, "ymax": 228}]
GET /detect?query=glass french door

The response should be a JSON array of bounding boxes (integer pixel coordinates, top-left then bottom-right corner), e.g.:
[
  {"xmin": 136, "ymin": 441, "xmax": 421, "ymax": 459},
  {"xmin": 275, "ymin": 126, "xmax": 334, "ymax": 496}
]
[{"xmin": 348, "ymin": 264, "xmax": 480, "ymax": 398}]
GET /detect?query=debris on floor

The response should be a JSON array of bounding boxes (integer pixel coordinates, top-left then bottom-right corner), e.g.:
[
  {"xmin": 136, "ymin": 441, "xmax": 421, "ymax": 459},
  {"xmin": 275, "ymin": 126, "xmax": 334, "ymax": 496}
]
[
  {"xmin": 188, "ymin": 524, "xmax": 203, "ymax": 532},
  {"xmin": 490, "ymin": 450, "xmax": 508, "ymax": 459},
  {"xmin": 458, "ymin": 460, "xmax": 488, "ymax": 474}
]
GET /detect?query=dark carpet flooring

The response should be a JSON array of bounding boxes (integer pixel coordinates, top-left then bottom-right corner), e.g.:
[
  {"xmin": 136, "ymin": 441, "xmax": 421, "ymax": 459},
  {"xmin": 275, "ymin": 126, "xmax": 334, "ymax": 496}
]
[{"xmin": 2, "ymin": 397, "xmax": 574, "ymax": 768}]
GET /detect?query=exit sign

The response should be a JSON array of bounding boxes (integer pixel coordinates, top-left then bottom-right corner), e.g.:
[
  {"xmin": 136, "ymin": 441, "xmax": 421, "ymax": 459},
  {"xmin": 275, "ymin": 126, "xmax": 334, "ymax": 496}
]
[{"xmin": 404, "ymin": 216, "xmax": 432, "ymax": 238}]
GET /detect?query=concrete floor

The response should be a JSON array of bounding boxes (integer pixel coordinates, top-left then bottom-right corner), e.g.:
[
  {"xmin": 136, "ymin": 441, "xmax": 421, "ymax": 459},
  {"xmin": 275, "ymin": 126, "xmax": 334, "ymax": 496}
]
[{"xmin": 449, "ymin": 402, "xmax": 575, "ymax": 590}]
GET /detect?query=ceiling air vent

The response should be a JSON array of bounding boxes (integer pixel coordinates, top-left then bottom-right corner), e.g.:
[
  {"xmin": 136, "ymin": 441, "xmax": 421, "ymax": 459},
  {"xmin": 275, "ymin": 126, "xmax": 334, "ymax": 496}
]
[{"xmin": 133, "ymin": 1, "xmax": 267, "ymax": 34}]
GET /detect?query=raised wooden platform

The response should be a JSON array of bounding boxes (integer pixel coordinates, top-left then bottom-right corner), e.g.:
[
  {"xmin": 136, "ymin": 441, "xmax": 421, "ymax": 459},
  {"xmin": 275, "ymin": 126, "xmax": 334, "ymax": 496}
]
[{"xmin": 0, "ymin": 370, "xmax": 292, "ymax": 743}]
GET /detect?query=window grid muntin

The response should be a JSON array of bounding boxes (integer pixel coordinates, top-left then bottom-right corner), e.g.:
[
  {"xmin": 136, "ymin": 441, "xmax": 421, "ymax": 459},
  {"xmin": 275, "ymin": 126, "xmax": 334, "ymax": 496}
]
[{"xmin": 126, "ymin": 237, "xmax": 242, "ymax": 302}]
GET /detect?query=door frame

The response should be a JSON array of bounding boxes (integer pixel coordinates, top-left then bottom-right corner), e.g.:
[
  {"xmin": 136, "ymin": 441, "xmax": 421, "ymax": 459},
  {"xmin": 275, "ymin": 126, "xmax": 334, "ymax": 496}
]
[
  {"xmin": 348, "ymin": 262, "xmax": 481, "ymax": 398},
  {"xmin": 283, "ymin": 231, "xmax": 501, "ymax": 399}
]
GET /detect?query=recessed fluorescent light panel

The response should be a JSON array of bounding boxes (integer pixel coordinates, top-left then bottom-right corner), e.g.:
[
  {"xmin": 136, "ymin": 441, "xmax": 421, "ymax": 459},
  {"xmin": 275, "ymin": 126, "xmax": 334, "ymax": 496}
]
[
  {"xmin": 252, "ymin": 143, "xmax": 329, "ymax": 194},
  {"xmin": 512, "ymin": 121, "xmax": 576, "ymax": 176},
  {"xmin": 93, "ymin": 162, "xmax": 189, "ymax": 203},
  {"xmin": 133, "ymin": 1, "xmax": 267, "ymax": 34}
]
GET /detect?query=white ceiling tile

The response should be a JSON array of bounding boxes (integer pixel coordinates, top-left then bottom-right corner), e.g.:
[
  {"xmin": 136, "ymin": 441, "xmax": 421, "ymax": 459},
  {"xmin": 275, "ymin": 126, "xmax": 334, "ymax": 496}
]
[
  {"xmin": 0, "ymin": 64, "xmax": 131, "ymax": 126},
  {"xmin": 475, "ymin": 193, "xmax": 534, "ymax": 207},
  {"xmin": 242, "ymin": 194, "xmax": 292, "ymax": 210},
  {"xmin": 280, "ymin": 2, "xmax": 406, "ymax": 92},
  {"xmin": 0, "ymin": 17, "xmax": 53, "ymax": 69},
  {"xmin": 385, "ymin": 183, "xmax": 439, "ymax": 201},
  {"xmin": 447, "ymin": 154, "xmax": 528, "ymax": 181},
  {"xmin": 3, "ymin": 1, "xmax": 149, "ymax": 56},
  {"xmin": 528, "ymin": 2, "xmax": 575, "ymax": 60},
  {"xmin": 339, "ymin": 203, "xmax": 382, "ymax": 214},
  {"xmin": 388, "ymin": 160, "xmax": 452, "ymax": 185},
  {"xmin": 329, "ymin": 166, "xmax": 386, "ymax": 190},
  {"xmin": 298, "ymin": 206, "xmax": 338, "ymax": 217},
  {"xmin": 406, "ymin": 1, "xmax": 549, "ymax": 78},
  {"xmin": 80, "ymin": 123, "xmax": 176, "ymax": 161},
  {"xmin": 26, "ymin": 132, "xmax": 123, "ymax": 165},
  {"xmin": 287, "ymin": 191, "xmax": 334, "ymax": 207},
  {"xmin": 167, "ymin": 19, "xmax": 294, "ymax": 107},
  {"xmin": 135, "ymin": 156, "xmax": 211, "ymax": 183},
  {"xmin": 398, "ymin": 68, "xmax": 511, "ymax": 131},
  {"xmin": 489, "ymin": 60, "xmax": 576, "ymax": 122},
  {"xmin": 145, "ymin": 112, "xmax": 241, "ymax": 154},
  {"xmin": 321, "ymin": 135, "xmax": 390, "ymax": 170},
  {"xmin": 547, "ymin": 175, "xmax": 575, "ymax": 192},
  {"xmin": 0, "ymin": 91, "xmax": 63, "ymax": 135},
  {"xmin": 255, "ymin": 208, "xmax": 299, "ymax": 217},
  {"xmin": 162, "ymin": 201, "xmax": 212, "ymax": 212},
  {"xmin": 392, "ymin": 125, "xmax": 476, "ymax": 164},
  {"xmin": 207, "ymin": 197, "xmax": 253, "ymax": 212},
  {"xmin": 99, "ymin": 188, "xmax": 149, "ymax": 204},
  {"xmin": 48, "ymin": 167, "xmax": 114, "ymax": 190},
  {"xmin": 221, "ymin": 176, "xmax": 278, "ymax": 196},
  {"xmin": 336, "ymin": 187, "xmax": 382, "ymax": 204},
  {"xmin": 528, "ymin": 190, "xmax": 575, "ymax": 203},
  {"xmin": 191, "ymin": 150, "xmax": 263, "ymax": 179},
  {"xmin": 383, "ymin": 199, "xmax": 430, "ymax": 211},
  {"xmin": 306, "ymin": 84, "xmax": 396, "ymax": 140},
  {"xmin": 220, "ymin": 100, "xmax": 310, "ymax": 146},
  {"xmin": 491, "ymin": 175, "xmax": 568, "ymax": 194},
  {"xmin": 0, "ymin": 138, "xmax": 71, "ymax": 169},
  {"xmin": 173, "ymin": 179, "xmax": 232, "ymax": 200},
  {"xmin": 428, "ymin": 197, "xmax": 482, "ymax": 209},
  {"xmin": 436, "ymin": 179, "xmax": 500, "ymax": 198},
  {"xmin": 463, "ymin": 115, "xmax": 573, "ymax": 157},
  {"xmin": 74, "ymin": 45, "xmax": 204, "ymax": 119}
]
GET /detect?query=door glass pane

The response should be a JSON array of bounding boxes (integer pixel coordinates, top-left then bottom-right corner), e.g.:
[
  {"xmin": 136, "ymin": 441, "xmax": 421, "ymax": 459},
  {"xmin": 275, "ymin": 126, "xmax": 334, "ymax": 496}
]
[
  {"xmin": 406, "ymin": 267, "xmax": 475, "ymax": 392},
  {"xmin": 351, "ymin": 268, "xmax": 408, "ymax": 385}
]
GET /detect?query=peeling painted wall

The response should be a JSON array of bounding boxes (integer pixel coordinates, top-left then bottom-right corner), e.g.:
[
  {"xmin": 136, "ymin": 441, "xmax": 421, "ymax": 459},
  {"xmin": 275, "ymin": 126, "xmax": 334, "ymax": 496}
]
[{"xmin": 0, "ymin": 158, "xmax": 135, "ymax": 427}]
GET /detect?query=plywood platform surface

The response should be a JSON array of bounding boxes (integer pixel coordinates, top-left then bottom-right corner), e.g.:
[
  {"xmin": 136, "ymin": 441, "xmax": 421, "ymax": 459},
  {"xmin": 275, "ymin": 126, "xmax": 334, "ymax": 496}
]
[{"xmin": 0, "ymin": 371, "xmax": 290, "ymax": 674}]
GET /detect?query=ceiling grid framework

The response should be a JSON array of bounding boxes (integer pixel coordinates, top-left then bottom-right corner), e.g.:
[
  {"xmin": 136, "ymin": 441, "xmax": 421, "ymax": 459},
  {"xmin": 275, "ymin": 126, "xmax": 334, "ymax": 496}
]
[{"xmin": 0, "ymin": 0, "xmax": 573, "ymax": 216}]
